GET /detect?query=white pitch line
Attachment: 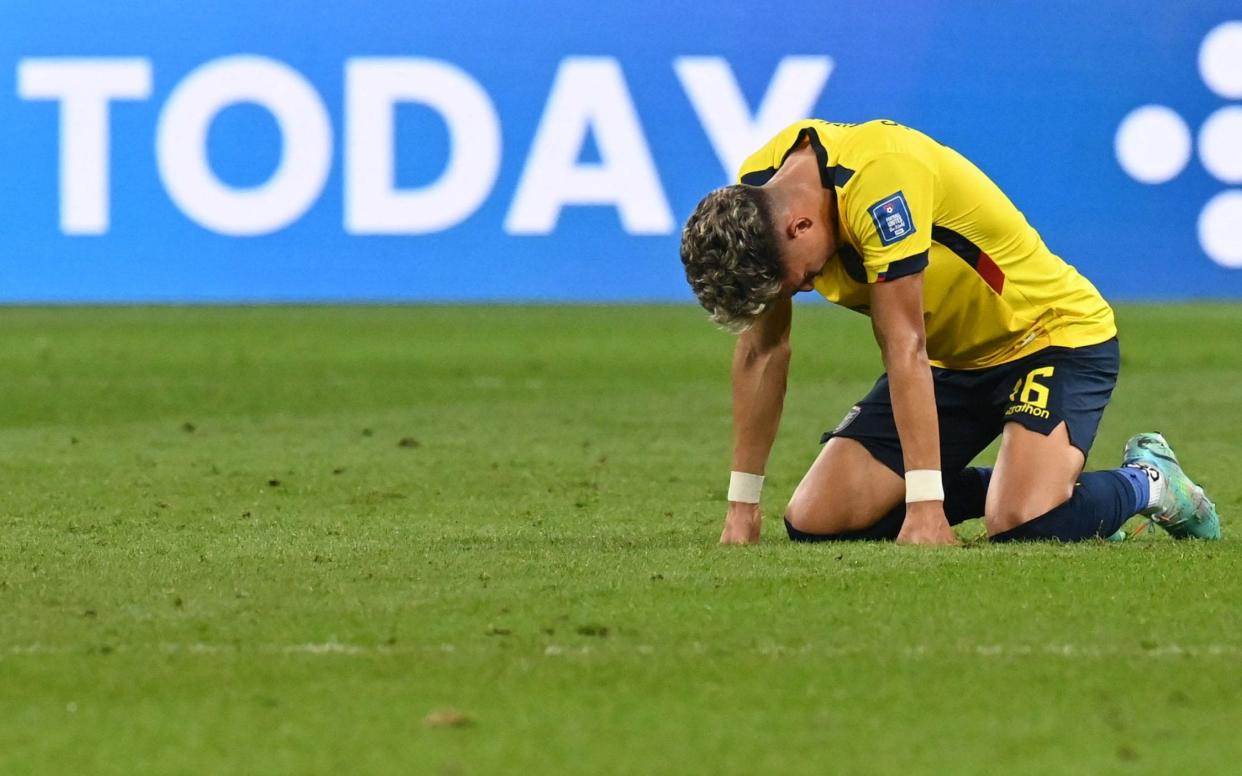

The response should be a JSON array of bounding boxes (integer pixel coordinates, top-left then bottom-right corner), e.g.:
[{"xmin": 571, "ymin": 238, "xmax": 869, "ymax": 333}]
[
  {"xmin": 2, "ymin": 642, "xmax": 1238, "ymax": 659},
  {"xmin": 283, "ymin": 642, "xmax": 367, "ymax": 655}
]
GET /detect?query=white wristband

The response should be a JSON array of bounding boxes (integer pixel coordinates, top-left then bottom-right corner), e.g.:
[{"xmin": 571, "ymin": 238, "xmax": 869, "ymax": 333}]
[
  {"xmin": 728, "ymin": 471, "xmax": 764, "ymax": 503},
  {"xmin": 904, "ymin": 469, "xmax": 944, "ymax": 503}
]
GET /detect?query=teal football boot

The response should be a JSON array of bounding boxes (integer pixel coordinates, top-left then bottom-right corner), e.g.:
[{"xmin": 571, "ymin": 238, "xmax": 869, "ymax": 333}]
[{"xmin": 1121, "ymin": 433, "xmax": 1221, "ymax": 540}]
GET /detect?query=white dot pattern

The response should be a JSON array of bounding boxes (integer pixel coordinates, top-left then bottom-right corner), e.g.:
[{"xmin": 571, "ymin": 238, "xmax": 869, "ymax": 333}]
[
  {"xmin": 1199, "ymin": 106, "xmax": 1242, "ymax": 184},
  {"xmin": 1199, "ymin": 190, "xmax": 1242, "ymax": 267},
  {"xmin": 1115, "ymin": 105, "xmax": 1192, "ymax": 184},
  {"xmin": 1199, "ymin": 21, "xmax": 1242, "ymax": 99},
  {"xmin": 1117, "ymin": 21, "xmax": 1242, "ymax": 268}
]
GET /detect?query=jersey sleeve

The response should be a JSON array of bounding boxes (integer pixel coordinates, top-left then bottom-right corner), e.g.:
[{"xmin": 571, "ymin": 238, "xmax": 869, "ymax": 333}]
[{"xmin": 841, "ymin": 153, "xmax": 934, "ymax": 283}]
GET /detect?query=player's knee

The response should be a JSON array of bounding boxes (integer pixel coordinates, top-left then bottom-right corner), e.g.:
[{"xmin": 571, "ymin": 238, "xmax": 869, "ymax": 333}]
[
  {"xmin": 784, "ymin": 500, "xmax": 842, "ymax": 542},
  {"xmin": 783, "ymin": 494, "xmax": 859, "ymax": 540},
  {"xmin": 985, "ymin": 504, "xmax": 1029, "ymax": 534},
  {"xmin": 784, "ymin": 495, "xmax": 829, "ymax": 539},
  {"xmin": 783, "ymin": 496, "xmax": 813, "ymax": 534},
  {"xmin": 784, "ymin": 491, "xmax": 838, "ymax": 534},
  {"xmin": 784, "ymin": 515, "xmax": 839, "ymax": 542},
  {"xmin": 985, "ymin": 483, "xmax": 1075, "ymax": 533}
]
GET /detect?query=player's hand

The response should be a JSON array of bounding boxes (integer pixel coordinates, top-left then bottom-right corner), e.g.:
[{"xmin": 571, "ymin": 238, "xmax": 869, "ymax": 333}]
[
  {"xmin": 720, "ymin": 502, "xmax": 763, "ymax": 545},
  {"xmin": 895, "ymin": 501, "xmax": 959, "ymax": 546}
]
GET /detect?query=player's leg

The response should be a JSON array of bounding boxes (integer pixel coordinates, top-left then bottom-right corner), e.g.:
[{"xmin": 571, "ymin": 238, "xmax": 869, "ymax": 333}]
[
  {"xmin": 987, "ymin": 423, "xmax": 1166, "ymax": 541},
  {"xmin": 986, "ymin": 338, "xmax": 1155, "ymax": 541},
  {"xmin": 783, "ymin": 436, "xmax": 904, "ymax": 537},
  {"xmin": 785, "ymin": 447, "xmax": 992, "ymax": 540},
  {"xmin": 784, "ymin": 371, "xmax": 996, "ymax": 541},
  {"xmin": 985, "ymin": 420, "xmax": 1084, "ymax": 535}
]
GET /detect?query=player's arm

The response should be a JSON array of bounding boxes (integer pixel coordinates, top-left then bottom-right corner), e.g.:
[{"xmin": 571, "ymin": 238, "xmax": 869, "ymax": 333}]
[
  {"xmin": 869, "ymin": 272, "xmax": 958, "ymax": 545},
  {"xmin": 842, "ymin": 149, "xmax": 954, "ymax": 544},
  {"xmin": 721, "ymin": 293, "xmax": 793, "ymax": 545}
]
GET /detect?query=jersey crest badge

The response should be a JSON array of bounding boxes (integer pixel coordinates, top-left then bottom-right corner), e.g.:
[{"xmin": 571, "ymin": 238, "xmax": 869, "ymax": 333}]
[
  {"xmin": 833, "ymin": 405, "xmax": 862, "ymax": 434},
  {"xmin": 868, "ymin": 192, "xmax": 916, "ymax": 246}
]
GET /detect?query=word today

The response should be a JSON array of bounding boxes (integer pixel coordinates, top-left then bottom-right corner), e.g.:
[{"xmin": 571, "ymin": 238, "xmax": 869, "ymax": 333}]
[{"xmin": 17, "ymin": 55, "xmax": 832, "ymax": 237}]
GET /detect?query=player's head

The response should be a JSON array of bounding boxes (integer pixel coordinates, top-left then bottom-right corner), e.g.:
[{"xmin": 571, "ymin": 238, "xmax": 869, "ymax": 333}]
[{"xmin": 680, "ymin": 184, "xmax": 833, "ymax": 333}]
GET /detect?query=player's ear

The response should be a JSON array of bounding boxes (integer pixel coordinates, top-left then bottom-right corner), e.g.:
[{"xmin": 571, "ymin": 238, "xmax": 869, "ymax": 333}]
[{"xmin": 789, "ymin": 215, "xmax": 813, "ymax": 239}]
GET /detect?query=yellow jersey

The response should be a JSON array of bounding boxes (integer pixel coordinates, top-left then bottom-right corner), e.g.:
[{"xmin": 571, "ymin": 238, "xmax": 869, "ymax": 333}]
[{"xmin": 737, "ymin": 119, "xmax": 1116, "ymax": 370}]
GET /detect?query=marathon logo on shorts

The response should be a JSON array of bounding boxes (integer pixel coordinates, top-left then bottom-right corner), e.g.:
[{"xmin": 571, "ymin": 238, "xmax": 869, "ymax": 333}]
[{"xmin": 868, "ymin": 192, "xmax": 916, "ymax": 246}]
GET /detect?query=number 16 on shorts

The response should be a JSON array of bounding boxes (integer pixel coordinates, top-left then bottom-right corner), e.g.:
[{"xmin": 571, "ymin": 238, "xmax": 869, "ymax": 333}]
[{"xmin": 1007, "ymin": 366, "xmax": 1055, "ymax": 419}]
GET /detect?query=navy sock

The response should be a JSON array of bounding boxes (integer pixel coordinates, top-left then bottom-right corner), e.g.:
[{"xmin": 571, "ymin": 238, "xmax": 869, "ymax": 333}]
[
  {"xmin": 1113, "ymin": 465, "xmax": 1151, "ymax": 515},
  {"xmin": 990, "ymin": 470, "xmax": 1139, "ymax": 543},
  {"xmin": 946, "ymin": 466, "xmax": 991, "ymax": 524},
  {"xmin": 785, "ymin": 466, "xmax": 993, "ymax": 542}
]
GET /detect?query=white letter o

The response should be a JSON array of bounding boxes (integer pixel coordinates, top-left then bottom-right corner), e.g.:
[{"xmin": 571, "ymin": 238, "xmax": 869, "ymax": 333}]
[{"xmin": 157, "ymin": 56, "xmax": 332, "ymax": 235}]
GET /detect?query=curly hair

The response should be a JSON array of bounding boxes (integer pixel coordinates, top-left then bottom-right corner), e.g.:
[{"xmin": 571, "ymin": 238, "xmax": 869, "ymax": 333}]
[{"xmin": 679, "ymin": 185, "xmax": 783, "ymax": 333}]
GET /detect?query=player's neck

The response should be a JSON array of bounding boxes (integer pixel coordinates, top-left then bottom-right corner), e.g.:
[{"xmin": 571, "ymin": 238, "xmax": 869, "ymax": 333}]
[
  {"xmin": 772, "ymin": 143, "xmax": 819, "ymax": 186},
  {"xmin": 768, "ymin": 147, "xmax": 826, "ymax": 215}
]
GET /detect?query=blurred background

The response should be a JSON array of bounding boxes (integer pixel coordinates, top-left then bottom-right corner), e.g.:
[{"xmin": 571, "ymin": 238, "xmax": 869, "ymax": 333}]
[{"xmin": 2, "ymin": 0, "xmax": 1240, "ymax": 303}]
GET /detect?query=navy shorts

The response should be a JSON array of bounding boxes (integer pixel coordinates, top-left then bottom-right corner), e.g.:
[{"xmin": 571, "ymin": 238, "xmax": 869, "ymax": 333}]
[{"xmin": 822, "ymin": 338, "xmax": 1120, "ymax": 478}]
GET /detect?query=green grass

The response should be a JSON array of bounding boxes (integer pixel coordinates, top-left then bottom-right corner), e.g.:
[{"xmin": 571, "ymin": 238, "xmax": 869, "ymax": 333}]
[{"xmin": 1, "ymin": 303, "xmax": 1240, "ymax": 775}]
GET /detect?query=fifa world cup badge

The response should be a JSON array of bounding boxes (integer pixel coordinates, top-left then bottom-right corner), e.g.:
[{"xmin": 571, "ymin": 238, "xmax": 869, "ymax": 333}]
[{"xmin": 868, "ymin": 192, "xmax": 916, "ymax": 246}]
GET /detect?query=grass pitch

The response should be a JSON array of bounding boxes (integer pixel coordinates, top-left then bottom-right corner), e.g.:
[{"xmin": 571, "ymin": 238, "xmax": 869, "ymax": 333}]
[{"xmin": 1, "ymin": 303, "xmax": 1239, "ymax": 775}]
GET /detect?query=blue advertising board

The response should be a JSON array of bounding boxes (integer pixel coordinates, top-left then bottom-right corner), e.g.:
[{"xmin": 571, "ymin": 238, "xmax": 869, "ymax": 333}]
[{"xmin": 2, "ymin": 1, "xmax": 1241, "ymax": 302}]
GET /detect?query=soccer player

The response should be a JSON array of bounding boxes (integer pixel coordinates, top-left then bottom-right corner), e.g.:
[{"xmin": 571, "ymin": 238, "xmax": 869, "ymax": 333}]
[{"xmin": 679, "ymin": 119, "xmax": 1220, "ymax": 545}]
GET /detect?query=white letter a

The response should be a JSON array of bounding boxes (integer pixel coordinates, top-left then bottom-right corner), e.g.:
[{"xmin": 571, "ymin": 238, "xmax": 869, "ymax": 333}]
[{"xmin": 505, "ymin": 57, "xmax": 673, "ymax": 235}]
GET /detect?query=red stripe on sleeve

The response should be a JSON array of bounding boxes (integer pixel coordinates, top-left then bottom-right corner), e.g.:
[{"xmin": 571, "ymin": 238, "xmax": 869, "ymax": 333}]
[{"xmin": 976, "ymin": 252, "xmax": 1005, "ymax": 294}]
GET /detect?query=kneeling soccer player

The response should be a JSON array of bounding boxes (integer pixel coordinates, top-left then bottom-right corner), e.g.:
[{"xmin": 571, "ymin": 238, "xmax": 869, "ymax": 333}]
[{"xmin": 679, "ymin": 119, "xmax": 1220, "ymax": 545}]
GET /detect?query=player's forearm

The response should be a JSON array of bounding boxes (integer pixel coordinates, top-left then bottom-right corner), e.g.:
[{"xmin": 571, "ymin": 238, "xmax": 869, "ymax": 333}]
[
  {"xmin": 730, "ymin": 337, "xmax": 791, "ymax": 474},
  {"xmin": 882, "ymin": 339, "xmax": 941, "ymax": 472}
]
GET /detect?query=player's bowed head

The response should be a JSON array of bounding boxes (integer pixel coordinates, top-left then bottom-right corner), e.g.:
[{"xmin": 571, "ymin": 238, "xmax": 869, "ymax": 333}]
[{"xmin": 681, "ymin": 178, "xmax": 837, "ymax": 334}]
